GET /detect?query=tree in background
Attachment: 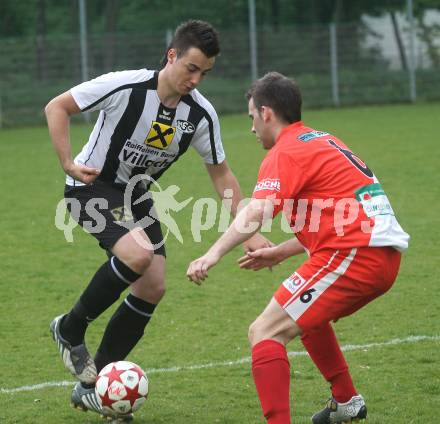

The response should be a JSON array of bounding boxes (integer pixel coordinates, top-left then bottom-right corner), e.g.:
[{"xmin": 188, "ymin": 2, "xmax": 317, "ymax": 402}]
[
  {"xmin": 415, "ymin": 0, "xmax": 440, "ymax": 68},
  {"xmin": 36, "ymin": 0, "xmax": 48, "ymax": 81},
  {"xmin": 104, "ymin": 0, "xmax": 120, "ymax": 69}
]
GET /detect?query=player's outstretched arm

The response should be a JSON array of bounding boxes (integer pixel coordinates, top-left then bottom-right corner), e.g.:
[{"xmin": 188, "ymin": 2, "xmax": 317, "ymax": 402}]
[
  {"xmin": 45, "ymin": 91, "xmax": 101, "ymax": 184},
  {"xmin": 238, "ymin": 238, "xmax": 306, "ymax": 271},
  {"xmin": 187, "ymin": 198, "xmax": 271, "ymax": 284},
  {"xmin": 205, "ymin": 162, "xmax": 273, "ymax": 252}
]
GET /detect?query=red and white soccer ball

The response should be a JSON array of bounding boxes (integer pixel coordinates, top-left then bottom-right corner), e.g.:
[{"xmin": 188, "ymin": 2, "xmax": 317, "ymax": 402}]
[{"xmin": 95, "ymin": 361, "xmax": 149, "ymax": 415}]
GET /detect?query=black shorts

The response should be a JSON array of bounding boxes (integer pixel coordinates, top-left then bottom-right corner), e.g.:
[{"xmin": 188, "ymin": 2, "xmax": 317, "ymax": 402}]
[{"xmin": 64, "ymin": 180, "xmax": 166, "ymax": 257}]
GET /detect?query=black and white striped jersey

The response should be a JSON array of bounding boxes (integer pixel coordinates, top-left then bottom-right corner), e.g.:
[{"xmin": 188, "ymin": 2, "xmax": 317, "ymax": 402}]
[{"xmin": 67, "ymin": 69, "xmax": 225, "ymax": 186}]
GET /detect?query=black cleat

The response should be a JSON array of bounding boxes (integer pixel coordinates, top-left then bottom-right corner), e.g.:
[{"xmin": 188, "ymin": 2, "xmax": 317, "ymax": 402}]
[{"xmin": 50, "ymin": 314, "xmax": 97, "ymax": 384}]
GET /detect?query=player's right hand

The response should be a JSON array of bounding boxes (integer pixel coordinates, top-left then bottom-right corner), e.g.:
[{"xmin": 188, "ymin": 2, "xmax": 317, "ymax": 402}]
[
  {"xmin": 186, "ymin": 251, "xmax": 221, "ymax": 285},
  {"xmin": 64, "ymin": 162, "xmax": 101, "ymax": 185},
  {"xmin": 238, "ymin": 246, "xmax": 284, "ymax": 271}
]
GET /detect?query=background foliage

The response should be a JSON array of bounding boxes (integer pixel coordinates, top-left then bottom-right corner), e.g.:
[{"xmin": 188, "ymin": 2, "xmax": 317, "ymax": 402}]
[
  {"xmin": 0, "ymin": 102, "xmax": 439, "ymax": 422},
  {"xmin": 2, "ymin": 0, "xmax": 440, "ymax": 36},
  {"xmin": 1, "ymin": 0, "xmax": 440, "ymax": 126}
]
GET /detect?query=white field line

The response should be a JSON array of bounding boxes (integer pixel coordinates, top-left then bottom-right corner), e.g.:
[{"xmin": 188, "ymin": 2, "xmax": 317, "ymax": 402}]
[{"xmin": 1, "ymin": 334, "xmax": 438, "ymax": 395}]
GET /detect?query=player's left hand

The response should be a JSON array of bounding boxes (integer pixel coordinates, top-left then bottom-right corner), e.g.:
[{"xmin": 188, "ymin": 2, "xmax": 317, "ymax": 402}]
[
  {"xmin": 238, "ymin": 246, "xmax": 284, "ymax": 271},
  {"xmin": 242, "ymin": 233, "xmax": 274, "ymax": 253},
  {"xmin": 186, "ymin": 251, "xmax": 221, "ymax": 285}
]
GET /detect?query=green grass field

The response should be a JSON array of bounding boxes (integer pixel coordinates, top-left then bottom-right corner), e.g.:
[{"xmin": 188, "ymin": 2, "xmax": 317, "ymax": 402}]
[{"xmin": 0, "ymin": 102, "xmax": 439, "ymax": 423}]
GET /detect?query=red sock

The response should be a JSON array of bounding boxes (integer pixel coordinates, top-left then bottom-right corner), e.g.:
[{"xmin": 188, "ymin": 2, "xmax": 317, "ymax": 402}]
[
  {"xmin": 301, "ymin": 323, "xmax": 356, "ymax": 403},
  {"xmin": 251, "ymin": 340, "xmax": 291, "ymax": 424}
]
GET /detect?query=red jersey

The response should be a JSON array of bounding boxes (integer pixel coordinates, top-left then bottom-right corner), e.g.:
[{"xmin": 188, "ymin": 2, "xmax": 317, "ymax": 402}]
[{"xmin": 252, "ymin": 121, "xmax": 409, "ymax": 255}]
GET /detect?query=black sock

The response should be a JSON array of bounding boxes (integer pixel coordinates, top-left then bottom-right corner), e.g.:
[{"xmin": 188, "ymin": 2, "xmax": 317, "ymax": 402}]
[
  {"xmin": 94, "ymin": 294, "xmax": 157, "ymax": 373},
  {"xmin": 61, "ymin": 257, "xmax": 141, "ymax": 346},
  {"xmin": 60, "ymin": 305, "xmax": 89, "ymax": 347}
]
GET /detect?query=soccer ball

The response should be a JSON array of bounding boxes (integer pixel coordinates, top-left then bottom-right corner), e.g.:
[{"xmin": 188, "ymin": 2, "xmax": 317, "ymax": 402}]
[{"xmin": 95, "ymin": 361, "xmax": 149, "ymax": 415}]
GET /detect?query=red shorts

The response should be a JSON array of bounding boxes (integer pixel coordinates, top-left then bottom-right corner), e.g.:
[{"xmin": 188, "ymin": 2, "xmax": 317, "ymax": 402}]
[{"xmin": 274, "ymin": 246, "xmax": 401, "ymax": 332}]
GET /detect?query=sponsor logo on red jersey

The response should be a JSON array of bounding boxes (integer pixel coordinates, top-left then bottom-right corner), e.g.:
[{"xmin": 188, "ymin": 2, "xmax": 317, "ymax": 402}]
[
  {"xmin": 297, "ymin": 130, "xmax": 329, "ymax": 142},
  {"xmin": 282, "ymin": 272, "xmax": 306, "ymax": 294},
  {"xmin": 254, "ymin": 178, "xmax": 281, "ymax": 193}
]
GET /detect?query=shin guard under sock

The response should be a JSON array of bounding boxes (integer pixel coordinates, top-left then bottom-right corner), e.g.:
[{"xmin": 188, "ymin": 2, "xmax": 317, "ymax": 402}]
[
  {"xmin": 301, "ymin": 323, "xmax": 356, "ymax": 403},
  {"xmin": 252, "ymin": 340, "xmax": 291, "ymax": 424},
  {"xmin": 61, "ymin": 257, "xmax": 141, "ymax": 346},
  {"xmin": 94, "ymin": 293, "xmax": 157, "ymax": 373}
]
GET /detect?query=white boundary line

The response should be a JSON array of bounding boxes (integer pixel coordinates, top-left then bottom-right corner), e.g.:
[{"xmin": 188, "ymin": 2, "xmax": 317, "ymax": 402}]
[{"xmin": 1, "ymin": 334, "xmax": 438, "ymax": 395}]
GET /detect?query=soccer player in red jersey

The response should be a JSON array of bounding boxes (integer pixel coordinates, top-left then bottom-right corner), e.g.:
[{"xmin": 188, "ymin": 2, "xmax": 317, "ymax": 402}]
[{"xmin": 187, "ymin": 72, "xmax": 409, "ymax": 424}]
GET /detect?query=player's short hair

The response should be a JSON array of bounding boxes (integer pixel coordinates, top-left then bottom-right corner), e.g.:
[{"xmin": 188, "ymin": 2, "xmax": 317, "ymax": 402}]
[
  {"xmin": 246, "ymin": 72, "xmax": 302, "ymax": 124},
  {"xmin": 161, "ymin": 20, "xmax": 220, "ymax": 66}
]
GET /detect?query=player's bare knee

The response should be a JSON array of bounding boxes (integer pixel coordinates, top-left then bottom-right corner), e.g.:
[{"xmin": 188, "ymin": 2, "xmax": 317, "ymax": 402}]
[
  {"xmin": 131, "ymin": 274, "xmax": 166, "ymax": 304},
  {"xmin": 248, "ymin": 321, "xmax": 256, "ymax": 344},
  {"xmin": 248, "ymin": 319, "xmax": 266, "ymax": 346},
  {"xmin": 149, "ymin": 282, "xmax": 166, "ymax": 302},
  {"xmin": 248, "ymin": 315, "xmax": 300, "ymax": 347},
  {"xmin": 128, "ymin": 249, "xmax": 154, "ymax": 274}
]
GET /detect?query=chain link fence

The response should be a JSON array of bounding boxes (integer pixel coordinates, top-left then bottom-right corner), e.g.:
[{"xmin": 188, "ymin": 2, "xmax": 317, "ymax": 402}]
[{"xmin": 1, "ymin": 16, "xmax": 439, "ymax": 127}]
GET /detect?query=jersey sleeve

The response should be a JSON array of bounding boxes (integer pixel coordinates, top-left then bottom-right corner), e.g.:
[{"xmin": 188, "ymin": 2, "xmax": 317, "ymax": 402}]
[
  {"xmin": 191, "ymin": 105, "xmax": 225, "ymax": 165},
  {"xmin": 252, "ymin": 151, "xmax": 307, "ymax": 216},
  {"xmin": 70, "ymin": 69, "xmax": 152, "ymax": 113}
]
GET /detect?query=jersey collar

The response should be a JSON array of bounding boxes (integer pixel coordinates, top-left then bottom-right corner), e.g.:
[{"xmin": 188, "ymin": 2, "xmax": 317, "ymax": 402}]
[{"xmin": 276, "ymin": 120, "xmax": 304, "ymax": 143}]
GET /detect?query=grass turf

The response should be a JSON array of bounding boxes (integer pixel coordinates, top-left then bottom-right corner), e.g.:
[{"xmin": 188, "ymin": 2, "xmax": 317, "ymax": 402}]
[{"xmin": 0, "ymin": 102, "xmax": 439, "ymax": 423}]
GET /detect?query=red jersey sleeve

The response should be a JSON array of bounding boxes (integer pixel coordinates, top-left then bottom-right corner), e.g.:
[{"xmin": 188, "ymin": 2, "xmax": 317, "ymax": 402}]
[{"xmin": 252, "ymin": 150, "xmax": 307, "ymax": 216}]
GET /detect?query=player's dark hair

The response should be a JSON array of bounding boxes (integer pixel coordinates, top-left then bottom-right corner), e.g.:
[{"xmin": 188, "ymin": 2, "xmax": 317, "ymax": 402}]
[
  {"xmin": 161, "ymin": 20, "xmax": 220, "ymax": 67},
  {"xmin": 246, "ymin": 72, "xmax": 302, "ymax": 124}
]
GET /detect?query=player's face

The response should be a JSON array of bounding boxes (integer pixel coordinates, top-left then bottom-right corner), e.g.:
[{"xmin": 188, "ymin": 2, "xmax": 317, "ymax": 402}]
[
  {"xmin": 167, "ymin": 47, "xmax": 215, "ymax": 95},
  {"xmin": 248, "ymin": 98, "xmax": 274, "ymax": 149}
]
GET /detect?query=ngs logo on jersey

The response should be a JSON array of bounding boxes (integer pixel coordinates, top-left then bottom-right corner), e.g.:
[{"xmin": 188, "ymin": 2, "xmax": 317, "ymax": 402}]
[{"xmin": 176, "ymin": 119, "xmax": 195, "ymax": 134}]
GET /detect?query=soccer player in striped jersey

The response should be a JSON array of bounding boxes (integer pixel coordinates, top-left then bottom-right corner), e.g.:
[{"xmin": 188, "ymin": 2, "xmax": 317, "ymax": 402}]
[
  {"xmin": 187, "ymin": 72, "xmax": 409, "ymax": 424},
  {"xmin": 45, "ymin": 20, "xmax": 271, "ymax": 420}
]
